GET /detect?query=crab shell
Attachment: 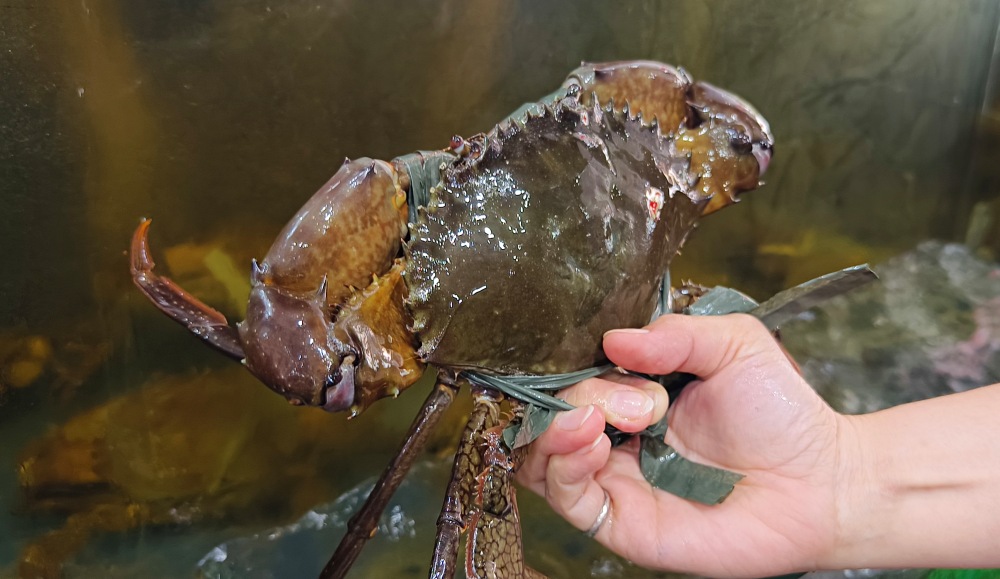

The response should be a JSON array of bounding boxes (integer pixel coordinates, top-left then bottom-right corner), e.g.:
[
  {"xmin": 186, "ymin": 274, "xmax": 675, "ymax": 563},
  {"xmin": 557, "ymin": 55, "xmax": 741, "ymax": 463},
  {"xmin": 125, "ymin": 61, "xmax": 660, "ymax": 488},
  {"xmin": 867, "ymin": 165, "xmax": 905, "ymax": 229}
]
[{"xmin": 407, "ymin": 98, "xmax": 707, "ymax": 374}]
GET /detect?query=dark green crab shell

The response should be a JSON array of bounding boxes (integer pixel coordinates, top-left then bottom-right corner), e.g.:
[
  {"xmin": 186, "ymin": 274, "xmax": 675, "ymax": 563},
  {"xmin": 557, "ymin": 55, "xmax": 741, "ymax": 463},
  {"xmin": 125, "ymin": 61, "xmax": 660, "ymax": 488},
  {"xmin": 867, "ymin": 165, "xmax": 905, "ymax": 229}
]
[{"xmin": 404, "ymin": 96, "xmax": 708, "ymax": 375}]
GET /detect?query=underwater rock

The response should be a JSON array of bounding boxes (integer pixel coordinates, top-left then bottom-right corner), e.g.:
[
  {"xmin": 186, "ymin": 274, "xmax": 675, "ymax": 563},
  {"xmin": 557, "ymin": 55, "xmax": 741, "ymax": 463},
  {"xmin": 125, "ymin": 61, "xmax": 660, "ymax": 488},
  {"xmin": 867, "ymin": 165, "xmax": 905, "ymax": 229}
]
[{"xmin": 782, "ymin": 241, "xmax": 1000, "ymax": 414}]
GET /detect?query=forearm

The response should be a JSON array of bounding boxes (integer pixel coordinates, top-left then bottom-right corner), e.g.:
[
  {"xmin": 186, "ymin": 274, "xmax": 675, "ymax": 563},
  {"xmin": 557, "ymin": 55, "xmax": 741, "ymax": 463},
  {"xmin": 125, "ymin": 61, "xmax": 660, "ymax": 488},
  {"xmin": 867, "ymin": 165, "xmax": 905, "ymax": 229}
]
[{"xmin": 826, "ymin": 383, "xmax": 1000, "ymax": 569}]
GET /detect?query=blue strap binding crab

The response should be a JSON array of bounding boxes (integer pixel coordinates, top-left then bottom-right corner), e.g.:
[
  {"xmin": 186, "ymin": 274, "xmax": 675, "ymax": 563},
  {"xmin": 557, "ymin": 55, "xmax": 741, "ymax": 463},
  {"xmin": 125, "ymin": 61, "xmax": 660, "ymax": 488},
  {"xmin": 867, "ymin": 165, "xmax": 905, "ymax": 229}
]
[{"xmin": 131, "ymin": 60, "xmax": 773, "ymax": 578}]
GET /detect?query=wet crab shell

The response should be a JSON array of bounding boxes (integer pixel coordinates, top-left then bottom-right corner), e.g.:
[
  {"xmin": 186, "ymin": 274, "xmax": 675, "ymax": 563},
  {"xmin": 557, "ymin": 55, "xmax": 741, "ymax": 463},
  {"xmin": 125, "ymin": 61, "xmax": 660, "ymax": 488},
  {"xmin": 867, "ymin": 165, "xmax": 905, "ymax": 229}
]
[{"xmin": 404, "ymin": 96, "xmax": 709, "ymax": 375}]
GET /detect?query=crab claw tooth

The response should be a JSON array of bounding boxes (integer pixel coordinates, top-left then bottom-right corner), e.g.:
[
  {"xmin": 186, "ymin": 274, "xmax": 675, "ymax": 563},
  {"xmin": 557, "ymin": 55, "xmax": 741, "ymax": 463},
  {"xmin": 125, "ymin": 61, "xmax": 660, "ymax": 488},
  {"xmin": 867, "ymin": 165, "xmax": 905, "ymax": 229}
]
[{"xmin": 251, "ymin": 259, "xmax": 267, "ymax": 284}]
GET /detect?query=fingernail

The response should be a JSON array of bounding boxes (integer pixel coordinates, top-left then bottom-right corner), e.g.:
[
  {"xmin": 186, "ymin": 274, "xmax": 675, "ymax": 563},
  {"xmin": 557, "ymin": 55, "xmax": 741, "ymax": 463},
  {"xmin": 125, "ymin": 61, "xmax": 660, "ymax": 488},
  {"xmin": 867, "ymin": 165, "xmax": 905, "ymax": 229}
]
[
  {"xmin": 608, "ymin": 390, "xmax": 654, "ymax": 420},
  {"xmin": 605, "ymin": 328, "xmax": 649, "ymax": 336},
  {"xmin": 556, "ymin": 405, "xmax": 594, "ymax": 431}
]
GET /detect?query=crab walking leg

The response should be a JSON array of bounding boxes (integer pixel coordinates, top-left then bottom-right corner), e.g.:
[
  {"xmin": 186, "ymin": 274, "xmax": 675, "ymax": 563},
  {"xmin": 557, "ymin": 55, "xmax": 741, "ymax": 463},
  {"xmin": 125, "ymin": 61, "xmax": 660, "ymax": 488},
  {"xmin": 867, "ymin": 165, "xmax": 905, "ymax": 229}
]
[
  {"xmin": 130, "ymin": 219, "xmax": 245, "ymax": 360},
  {"xmin": 430, "ymin": 386, "xmax": 502, "ymax": 579},
  {"xmin": 465, "ymin": 403, "xmax": 545, "ymax": 579},
  {"xmin": 320, "ymin": 381, "xmax": 457, "ymax": 579}
]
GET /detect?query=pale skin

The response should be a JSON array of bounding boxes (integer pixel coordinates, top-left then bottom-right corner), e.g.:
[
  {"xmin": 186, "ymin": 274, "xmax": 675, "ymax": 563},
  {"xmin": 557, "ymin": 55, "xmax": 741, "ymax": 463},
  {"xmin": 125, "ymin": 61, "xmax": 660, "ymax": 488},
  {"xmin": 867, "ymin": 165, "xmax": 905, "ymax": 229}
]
[{"xmin": 518, "ymin": 313, "xmax": 1000, "ymax": 577}]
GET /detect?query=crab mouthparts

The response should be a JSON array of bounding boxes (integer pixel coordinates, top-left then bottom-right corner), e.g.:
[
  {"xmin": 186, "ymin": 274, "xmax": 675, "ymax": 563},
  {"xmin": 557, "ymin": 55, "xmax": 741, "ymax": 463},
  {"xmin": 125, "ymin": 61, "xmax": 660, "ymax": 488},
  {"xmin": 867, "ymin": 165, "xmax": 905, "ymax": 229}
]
[{"xmin": 322, "ymin": 356, "xmax": 356, "ymax": 412}]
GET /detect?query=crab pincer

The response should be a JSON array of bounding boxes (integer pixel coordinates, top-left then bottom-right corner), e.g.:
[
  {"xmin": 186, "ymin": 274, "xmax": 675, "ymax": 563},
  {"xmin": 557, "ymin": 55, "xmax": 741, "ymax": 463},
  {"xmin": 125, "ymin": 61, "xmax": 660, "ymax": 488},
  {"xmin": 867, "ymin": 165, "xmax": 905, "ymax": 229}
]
[{"xmin": 130, "ymin": 218, "xmax": 245, "ymax": 360}]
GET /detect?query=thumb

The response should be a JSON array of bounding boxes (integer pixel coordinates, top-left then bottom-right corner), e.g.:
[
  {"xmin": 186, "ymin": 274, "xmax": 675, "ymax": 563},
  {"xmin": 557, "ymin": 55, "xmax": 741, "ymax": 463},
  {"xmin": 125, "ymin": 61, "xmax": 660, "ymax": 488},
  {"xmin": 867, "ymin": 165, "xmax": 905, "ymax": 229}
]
[{"xmin": 603, "ymin": 313, "xmax": 780, "ymax": 378}]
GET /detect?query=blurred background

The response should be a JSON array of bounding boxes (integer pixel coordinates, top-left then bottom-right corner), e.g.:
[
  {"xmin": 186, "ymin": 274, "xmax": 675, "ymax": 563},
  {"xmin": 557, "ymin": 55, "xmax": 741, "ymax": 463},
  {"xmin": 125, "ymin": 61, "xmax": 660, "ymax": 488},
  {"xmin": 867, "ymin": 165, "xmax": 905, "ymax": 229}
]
[{"xmin": 2, "ymin": 0, "xmax": 1000, "ymax": 577}]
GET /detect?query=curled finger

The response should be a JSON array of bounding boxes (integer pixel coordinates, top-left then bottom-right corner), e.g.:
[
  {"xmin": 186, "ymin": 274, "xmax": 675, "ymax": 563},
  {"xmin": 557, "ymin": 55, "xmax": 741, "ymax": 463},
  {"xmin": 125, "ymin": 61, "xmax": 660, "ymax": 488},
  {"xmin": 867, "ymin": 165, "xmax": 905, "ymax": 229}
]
[
  {"xmin": 544, "ymin": 426, "xmax": 613, "ymax": 535},
  {"xmin": 517, "ymin": 404, "xmax": 606, "ymax": 495}
]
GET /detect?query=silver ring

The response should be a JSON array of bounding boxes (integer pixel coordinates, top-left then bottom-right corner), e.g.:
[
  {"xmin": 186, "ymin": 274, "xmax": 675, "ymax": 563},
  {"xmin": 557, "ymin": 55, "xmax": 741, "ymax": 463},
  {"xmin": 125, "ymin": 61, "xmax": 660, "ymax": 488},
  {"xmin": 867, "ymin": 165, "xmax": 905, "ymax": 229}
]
[{"xmin": 585, "ymin": 490, "xmax": 611, "ymax": 538}]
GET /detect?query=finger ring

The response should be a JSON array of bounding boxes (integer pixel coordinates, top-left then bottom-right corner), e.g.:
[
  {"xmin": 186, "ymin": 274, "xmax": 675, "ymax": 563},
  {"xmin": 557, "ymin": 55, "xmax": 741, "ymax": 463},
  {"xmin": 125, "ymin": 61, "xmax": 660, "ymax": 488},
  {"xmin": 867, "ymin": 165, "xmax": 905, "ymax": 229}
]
[{"xmin": 585, "ymin": 490, "xmax": 611, "ymax": 538}]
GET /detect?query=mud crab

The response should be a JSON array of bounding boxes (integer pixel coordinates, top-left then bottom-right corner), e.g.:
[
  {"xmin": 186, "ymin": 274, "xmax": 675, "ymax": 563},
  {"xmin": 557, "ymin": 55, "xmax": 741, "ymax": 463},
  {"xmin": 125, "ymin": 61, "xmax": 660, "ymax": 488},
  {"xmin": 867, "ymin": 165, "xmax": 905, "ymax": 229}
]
[{"xmin": 131, "ymin": 60, "xmax": 772, "ymax": 578}]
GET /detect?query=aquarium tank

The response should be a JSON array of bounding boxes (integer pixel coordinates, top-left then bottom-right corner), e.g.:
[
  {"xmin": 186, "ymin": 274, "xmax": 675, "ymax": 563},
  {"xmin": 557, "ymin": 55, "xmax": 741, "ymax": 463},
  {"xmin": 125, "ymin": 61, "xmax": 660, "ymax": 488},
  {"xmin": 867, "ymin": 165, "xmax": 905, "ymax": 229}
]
[{"xmin": 2, "ymin": 0, "xmax": 1000, "ymax": 577}]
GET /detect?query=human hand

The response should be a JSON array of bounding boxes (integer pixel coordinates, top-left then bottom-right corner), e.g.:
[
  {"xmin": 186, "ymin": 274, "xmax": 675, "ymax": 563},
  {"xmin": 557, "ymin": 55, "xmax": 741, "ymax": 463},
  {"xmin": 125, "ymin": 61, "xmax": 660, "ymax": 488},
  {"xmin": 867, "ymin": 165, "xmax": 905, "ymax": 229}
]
[{"xmin": 517, "ymin": 314, "xmax": 847, "ymax": 578}]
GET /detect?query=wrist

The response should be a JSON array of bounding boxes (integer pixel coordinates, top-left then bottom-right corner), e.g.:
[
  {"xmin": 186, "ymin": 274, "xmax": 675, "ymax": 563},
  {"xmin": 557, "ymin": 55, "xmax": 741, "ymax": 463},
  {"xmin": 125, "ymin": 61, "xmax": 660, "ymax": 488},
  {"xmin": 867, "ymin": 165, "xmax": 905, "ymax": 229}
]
[
  {"xmin": 821, "ymin": 412, "xmax": 888, "ymax": 570},
  {"xmin": 821, "ymin": 387, "xmax": 1000, "ymax": 570}
]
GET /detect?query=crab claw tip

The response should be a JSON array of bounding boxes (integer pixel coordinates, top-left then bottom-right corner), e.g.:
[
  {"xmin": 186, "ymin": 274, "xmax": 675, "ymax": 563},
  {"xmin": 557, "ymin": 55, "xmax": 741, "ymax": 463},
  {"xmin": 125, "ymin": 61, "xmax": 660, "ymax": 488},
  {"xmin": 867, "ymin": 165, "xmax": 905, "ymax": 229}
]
[{"xmin": 130, "ymin": 218, "xmax": 156, "ymax": 275}]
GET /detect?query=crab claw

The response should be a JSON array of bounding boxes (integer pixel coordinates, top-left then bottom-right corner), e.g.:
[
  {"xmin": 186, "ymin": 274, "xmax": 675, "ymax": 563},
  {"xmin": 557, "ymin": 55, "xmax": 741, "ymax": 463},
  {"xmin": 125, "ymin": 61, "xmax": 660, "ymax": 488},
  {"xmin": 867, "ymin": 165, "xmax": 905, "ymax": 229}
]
[
  {"xmin": 673, "ymin": 81, "xmax": 775, "ymax": 215},
  {"xmin": 130, "ymin": 219, "xmax": 245, "ymax": 360},
  {"xmin": 238, "ymin": 278, "xmax": 350, "ymax": 411},
  {"xmin": 689, "ymin": 81, "xmax": 774, "ymax": 176}
]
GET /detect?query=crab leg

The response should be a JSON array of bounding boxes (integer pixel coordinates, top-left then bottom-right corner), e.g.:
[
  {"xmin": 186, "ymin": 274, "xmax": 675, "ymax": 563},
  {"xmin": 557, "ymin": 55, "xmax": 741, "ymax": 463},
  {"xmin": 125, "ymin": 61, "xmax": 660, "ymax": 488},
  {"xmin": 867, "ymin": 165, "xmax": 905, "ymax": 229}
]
[
  {"xmin": 465, "ymin": 402, "xmax": 545, "ymax": 579},
  {"xmin": 429, "ymin": 386, "xmax": 502, "ymax": 578},
  {"xmin": 319, "ymin": 380, "xmax": 458, "ymax": 579},
  {"xmin": 130, "ymin": 219, "xmax": 245, "ymax": 361}
]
